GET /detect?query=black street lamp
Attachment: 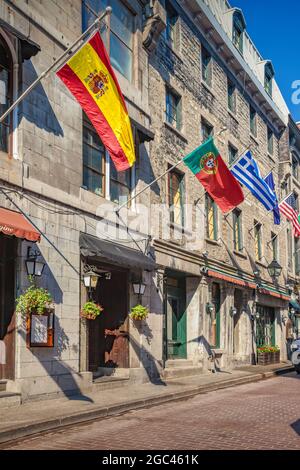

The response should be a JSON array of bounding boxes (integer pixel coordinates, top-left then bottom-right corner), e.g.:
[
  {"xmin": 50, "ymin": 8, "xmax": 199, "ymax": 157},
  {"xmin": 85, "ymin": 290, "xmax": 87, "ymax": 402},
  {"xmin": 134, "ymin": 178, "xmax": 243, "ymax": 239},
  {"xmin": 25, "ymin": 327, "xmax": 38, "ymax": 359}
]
[
  {"xmin": 267, "ymin": 259, "xmax": 282, "ymax": 279},
  {"xmin": 25, "ymin": 247, "xmax": 45, "ymax": 277}
]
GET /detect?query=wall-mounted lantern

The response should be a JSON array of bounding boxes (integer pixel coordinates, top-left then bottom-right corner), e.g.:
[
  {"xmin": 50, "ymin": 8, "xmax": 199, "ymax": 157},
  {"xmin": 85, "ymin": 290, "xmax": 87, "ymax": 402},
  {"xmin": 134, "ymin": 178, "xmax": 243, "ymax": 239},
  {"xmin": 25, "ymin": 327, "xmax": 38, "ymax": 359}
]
[
  {"xmin": 132, "ymin": 281, "xmax": 146, "ymax": 296},
  {"xmin": 230, "ymin": 306, "xmax": 238, "ymax": 317},
  {"xmin": 25, "ymin": 247, "xmax": 45, "ymax": 277},
  {"xmin": 206, "ymin": 302, "xmax": 214, "ymax": 315},
  {"xmin": 83, "ymin": 270, "xmax": 101, "ymax": 296},
  {"xmin": 267, "ymin": 259, "xmax": 282, "ymax": 279}
]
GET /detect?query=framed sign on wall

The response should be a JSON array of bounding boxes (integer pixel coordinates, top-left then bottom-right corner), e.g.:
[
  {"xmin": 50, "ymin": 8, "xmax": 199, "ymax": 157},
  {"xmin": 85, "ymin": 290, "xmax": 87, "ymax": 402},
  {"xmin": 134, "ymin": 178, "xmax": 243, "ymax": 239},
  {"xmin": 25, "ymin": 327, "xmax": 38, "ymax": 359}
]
[{"xmin": 26, "ymin": 309, "xmax": 54, "ymax": 348}]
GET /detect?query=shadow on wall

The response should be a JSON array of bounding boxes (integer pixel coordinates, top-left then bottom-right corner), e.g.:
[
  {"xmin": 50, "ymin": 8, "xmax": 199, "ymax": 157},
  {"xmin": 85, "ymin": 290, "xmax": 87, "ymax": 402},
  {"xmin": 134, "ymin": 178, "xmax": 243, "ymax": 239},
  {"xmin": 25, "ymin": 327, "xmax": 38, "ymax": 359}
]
[
  {"xmin": 18, "ymin": 60, "xmax": 64, "ymax": 137},
  {"xmin": 18, "ymin": 314, "xmax": 93, "ymax": 402}
]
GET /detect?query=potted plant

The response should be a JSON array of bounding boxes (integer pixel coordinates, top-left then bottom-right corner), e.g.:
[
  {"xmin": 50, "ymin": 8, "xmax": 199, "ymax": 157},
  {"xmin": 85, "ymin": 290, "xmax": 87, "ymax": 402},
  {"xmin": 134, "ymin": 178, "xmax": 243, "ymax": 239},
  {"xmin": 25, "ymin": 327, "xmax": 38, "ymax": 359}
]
[
  {"xmin": 257, "ymin": 345, "xmax": 271, "ymax": 365},
  {"xmin": 129, "ymin": 304, "xmax": 149, "ymax": 321},
  {"xmin": 16, "ymin": 280, "xmax": 53, "ymax": 317},
  {"xmin": 81, "ymin": 301, "xmax": 103, "ymax": 320},
  {"xmin": 269, "ymin": 345, "xmax": 280, "ymax": 364}
]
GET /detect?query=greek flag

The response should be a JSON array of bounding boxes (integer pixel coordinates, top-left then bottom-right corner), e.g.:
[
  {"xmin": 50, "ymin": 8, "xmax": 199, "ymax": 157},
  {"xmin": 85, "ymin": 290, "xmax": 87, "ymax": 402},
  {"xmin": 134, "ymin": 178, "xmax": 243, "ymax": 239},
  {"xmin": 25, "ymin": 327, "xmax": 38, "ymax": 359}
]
[{"xmin": 231, "ymin": 151, "xmax": 277, "ymax": 211}]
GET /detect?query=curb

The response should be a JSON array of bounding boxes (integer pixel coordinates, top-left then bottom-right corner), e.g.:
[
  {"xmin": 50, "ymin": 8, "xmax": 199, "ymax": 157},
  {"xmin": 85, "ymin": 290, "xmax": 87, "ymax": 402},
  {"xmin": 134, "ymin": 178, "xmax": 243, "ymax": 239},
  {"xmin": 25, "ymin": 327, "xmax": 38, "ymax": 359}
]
[{"xmin": 0, "ymin": 365, "xmax": 294, "ymax": 446}]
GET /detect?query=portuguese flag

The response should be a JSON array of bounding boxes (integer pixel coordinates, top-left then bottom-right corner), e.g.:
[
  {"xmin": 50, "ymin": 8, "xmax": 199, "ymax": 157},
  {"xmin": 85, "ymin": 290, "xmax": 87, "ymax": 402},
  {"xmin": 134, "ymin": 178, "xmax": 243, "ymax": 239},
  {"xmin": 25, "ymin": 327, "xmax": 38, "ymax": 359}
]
[
  {"xmin": 183, "ymin": 138, "xmax": 244, "ymax": 213},
  {"xmin": 57, "ymin": 32, "xmax": 135, "ymax": 172}
]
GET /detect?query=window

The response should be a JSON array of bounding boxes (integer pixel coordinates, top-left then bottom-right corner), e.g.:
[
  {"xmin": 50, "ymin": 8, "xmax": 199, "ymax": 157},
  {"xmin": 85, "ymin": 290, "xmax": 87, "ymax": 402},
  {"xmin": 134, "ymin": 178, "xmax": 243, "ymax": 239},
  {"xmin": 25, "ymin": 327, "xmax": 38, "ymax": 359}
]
[
  {"xmin": 168, "ymin": 168, "xmax": 185, "ymax": 226},
  {"xmin": 85, "ymin": 1, "xmax": 134, "ymax": 82},
  {"xmin": 201, "ymin": 46, "xmax": 212, "ymax": 87},
  {"xmin": 254, "ymin": 221, "xmax": 262, "ymax": 261},
  {"xmin": 228, "ymin": 143, "xmax": 238, "ymax": 165},
  {"xmin": 166, "ymin": 88, "xmax": 181, "ymax": 130},
  {"xmin": 271, "ymin": 232, "xmax": 278, "ymax": 261},
  {"xmin": 250, "ymin": 105, "xmax": 257, "ymax": 137},
  {"xmin": 165, "ymin": 1, "xmax": 179, "ymax": 49},
  {"xmin": 233, "ymin": 209, "xmax": 243, "ymax": 252},
  {"xmin": 0, "ymin": 36, "xmax": 12, "ymax": 154},
  {"xmin": 267, "ymin": 128, "xmax": 273, "ymax": 155},
  {"xmin": 83, "ymin": 114, "xmax": 132, "ymax": 204},
  {"xmin": 227, "ymin": 80, "xmax": 236, "ymax": 113},
  {"xmin": 292, "ymin": 154, "xmax": 299, "ymax": 179},
  {"xmin": 294, "ymin": 192, "xmax": 299, "ymax": 211},
  {"xmin": 232, "ymin": 12, "xmax": 244, "ymax": 54},
  {"xmin": 264, "ymin": 63, "xmax": 274, "ymax": 97},
  {"xmin": 201, "ymin": 119, "xmax": 213, "ymax": 143},
  {"xmin": 83, "ymin": 115, "xmax": 106, "ymax": 196},
  {"xmin": 206, "ymin": 194, "xmax": 218, "ymax": 240}
]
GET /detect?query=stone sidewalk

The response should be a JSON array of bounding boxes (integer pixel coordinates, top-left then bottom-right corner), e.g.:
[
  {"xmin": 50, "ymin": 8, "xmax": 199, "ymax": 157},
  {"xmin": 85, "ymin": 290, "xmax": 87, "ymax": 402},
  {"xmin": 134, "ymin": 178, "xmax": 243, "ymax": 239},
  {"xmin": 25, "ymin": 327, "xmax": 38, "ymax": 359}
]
[{"xmin": 0, "ymin": 363, "xmax": 293, "ymax": 445}]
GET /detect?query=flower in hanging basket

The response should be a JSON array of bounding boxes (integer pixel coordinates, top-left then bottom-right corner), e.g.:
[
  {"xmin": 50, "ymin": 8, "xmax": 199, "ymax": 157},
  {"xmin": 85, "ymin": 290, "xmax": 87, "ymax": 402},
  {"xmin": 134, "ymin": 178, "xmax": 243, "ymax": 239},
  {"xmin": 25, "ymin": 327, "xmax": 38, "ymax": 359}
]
[
  {"xmin": 16, "ymin": 281, "xmax": 54, "ymax": 317},
  {"xmin": 129, "ymin": 304, "xmax": 149, "ymax": 321},
  {"xmin": 80, "ymin": 301, "xmax": 103, "ymax": 320}
]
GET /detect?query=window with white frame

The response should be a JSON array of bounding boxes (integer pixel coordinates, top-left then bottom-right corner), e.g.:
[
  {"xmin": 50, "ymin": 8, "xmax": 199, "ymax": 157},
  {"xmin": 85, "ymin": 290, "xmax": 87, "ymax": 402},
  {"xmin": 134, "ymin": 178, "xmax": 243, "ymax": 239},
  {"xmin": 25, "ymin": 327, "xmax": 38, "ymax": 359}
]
[
  {"xmin": 83, "ymin": 0, "xmax": 134, "ymax": 82},
  {"xmin": 0, "ymin": 35, "xmax": 12, "ymax": 154},
  {"xmin": 82, "ymin": 114, "xmax": 133, "ymax": 205}
]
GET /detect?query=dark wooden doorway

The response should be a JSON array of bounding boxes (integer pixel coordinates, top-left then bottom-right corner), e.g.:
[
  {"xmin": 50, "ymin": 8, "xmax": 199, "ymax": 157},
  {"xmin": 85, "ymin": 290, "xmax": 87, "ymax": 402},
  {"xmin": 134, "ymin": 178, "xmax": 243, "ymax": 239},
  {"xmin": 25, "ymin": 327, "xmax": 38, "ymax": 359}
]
[
  {"xmin": 0, "ymin": 235, "xmax": 16, "ymax": 380},
  {"xmin": 88, "ymin": 266, "xmax": 129, "ymax": 371}
]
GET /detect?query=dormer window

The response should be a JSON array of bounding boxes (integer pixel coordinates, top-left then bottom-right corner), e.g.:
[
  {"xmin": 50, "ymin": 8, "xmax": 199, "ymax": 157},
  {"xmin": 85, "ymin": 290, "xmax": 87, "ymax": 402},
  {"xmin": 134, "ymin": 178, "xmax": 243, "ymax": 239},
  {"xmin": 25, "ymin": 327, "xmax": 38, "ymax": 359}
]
[
  {"xmin": 265, "ymin": 62, "xmax": 274, "ymax": 97},
  {"xmin": 232, "ymin": 10, "xmax": 246, "ymax": 54}
]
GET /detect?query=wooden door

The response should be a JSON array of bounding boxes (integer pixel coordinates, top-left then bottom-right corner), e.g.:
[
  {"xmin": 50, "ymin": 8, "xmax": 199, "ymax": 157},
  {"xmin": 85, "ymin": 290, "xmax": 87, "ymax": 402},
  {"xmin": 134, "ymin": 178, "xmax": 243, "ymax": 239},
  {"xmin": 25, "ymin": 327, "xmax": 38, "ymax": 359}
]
[
  {"xmin": 166, "ymin": 283, "xmax": 187, "ymax": 359},
  {"xmin": 88, "ymin": 269, "xmax": 129, "ymax": 370},
  {"xmin": 0, "ymin": 235, "xmax": 16, "ymax": 380},
  {"xmin": 256, "ymin": 305, "xmax": 275, "ymax": 347}
]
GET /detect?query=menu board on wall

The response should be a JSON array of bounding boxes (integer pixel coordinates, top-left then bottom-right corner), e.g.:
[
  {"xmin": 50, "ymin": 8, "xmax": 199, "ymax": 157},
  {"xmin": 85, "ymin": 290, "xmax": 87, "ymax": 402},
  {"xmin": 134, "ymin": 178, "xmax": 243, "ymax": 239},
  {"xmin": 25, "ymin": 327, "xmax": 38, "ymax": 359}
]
[{"xmin": 26, "ymin": 310, "xmax": 54, "ymax": 348}]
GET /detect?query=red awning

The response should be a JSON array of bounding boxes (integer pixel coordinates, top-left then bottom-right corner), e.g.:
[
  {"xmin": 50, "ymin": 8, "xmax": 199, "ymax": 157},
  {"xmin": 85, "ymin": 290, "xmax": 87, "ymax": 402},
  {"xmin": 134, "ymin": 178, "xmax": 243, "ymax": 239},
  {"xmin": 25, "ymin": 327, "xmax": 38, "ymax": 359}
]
[
  {"xmin": 0, "ymin": 207, "xmax": 40, "ymax": 242},
  {"xmin": 207, "ymin": 270, "xmax": 257, "ymax": 289}
]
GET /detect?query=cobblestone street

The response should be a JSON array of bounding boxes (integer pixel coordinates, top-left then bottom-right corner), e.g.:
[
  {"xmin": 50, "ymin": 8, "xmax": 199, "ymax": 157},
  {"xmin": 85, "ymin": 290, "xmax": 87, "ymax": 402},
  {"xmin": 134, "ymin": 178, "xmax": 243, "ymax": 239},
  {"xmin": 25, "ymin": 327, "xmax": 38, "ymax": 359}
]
[{"xmin": 3, "ymin": 372, "xmax": 300, "ymax": 450}]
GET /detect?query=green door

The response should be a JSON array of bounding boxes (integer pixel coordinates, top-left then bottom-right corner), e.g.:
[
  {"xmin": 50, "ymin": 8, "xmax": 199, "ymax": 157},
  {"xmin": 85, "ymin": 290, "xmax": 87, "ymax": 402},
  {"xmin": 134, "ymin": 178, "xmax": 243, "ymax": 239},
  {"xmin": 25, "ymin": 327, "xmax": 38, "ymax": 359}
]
[
  {"xmin": 166, "ymin": 285, "xmax": 187, "ymax": 359},
  {"xmin": 256, "ymin": 305, "xmax": 275, "ymax": 347}
]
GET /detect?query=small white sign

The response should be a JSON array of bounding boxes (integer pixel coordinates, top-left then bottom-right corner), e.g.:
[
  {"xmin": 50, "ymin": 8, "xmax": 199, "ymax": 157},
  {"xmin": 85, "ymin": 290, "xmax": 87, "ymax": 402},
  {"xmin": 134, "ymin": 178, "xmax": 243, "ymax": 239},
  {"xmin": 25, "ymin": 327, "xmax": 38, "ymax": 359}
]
[{"xmin": 30, "ymin": 315, "xmax": 48, "ymax": 344}]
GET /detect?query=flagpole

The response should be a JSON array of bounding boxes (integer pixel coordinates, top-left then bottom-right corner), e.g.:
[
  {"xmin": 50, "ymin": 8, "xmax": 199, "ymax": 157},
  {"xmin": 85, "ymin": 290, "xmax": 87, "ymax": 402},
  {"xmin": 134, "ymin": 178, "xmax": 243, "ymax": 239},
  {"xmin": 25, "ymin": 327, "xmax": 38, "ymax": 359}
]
[
  {"xmin": 249, "ymin": 191, "xmax": 292, "ymax": 234},
  {"xmin": 115, "ymin": 127, "xmax": 228, "ymax": 213},
  {"xmin": 0, "ymin": 7, "xmax": 112, "ymax": 124}
]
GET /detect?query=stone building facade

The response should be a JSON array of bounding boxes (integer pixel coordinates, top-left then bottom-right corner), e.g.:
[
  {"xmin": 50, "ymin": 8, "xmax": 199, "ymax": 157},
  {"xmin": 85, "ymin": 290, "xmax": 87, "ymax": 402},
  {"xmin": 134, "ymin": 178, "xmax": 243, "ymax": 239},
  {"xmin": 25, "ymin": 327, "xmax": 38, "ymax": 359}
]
[{"xmin": 0, "ymin": 0, "xmax": 298, "ymax": 403}]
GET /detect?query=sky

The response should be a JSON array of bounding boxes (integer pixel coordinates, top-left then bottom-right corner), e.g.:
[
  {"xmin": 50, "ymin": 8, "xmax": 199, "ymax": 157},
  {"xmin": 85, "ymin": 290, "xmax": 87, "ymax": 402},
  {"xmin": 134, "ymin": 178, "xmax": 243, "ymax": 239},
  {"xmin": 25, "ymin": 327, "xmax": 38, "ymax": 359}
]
[{"xmin": 231, "ymin": 0, "xmax": 300, "ymax": 122}]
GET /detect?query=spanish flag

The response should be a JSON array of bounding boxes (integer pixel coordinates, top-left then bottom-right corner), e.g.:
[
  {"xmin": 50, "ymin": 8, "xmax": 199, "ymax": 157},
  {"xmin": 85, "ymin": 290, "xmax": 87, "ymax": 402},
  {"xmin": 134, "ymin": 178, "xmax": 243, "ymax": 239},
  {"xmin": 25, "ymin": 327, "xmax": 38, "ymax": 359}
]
[{"xmin": 57, "ymin": 32, "xmax": 135, "ymax": 171}]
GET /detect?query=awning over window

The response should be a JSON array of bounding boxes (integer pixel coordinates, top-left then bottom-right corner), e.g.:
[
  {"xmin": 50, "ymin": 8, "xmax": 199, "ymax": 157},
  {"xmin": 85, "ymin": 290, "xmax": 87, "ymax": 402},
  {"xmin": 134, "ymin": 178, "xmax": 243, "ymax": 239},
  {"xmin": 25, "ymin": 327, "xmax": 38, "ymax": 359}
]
[
  {"xmin": 0, "ymin": 207, "xmax": 40, "ymax": 242},
  {"xmin": 0, "ymin": 19, "xmax": 41, "ymax": 61},
  {"xmin": 290, "ymin": 299, "xmax": 300, "ymax": 312},
  {"xmin": 80, "ymin": 233, "xmax": 156, "ymax": 271},
  {"xmin": 206, "ymin": 269, "xmax": 257, "ymax": 290}
]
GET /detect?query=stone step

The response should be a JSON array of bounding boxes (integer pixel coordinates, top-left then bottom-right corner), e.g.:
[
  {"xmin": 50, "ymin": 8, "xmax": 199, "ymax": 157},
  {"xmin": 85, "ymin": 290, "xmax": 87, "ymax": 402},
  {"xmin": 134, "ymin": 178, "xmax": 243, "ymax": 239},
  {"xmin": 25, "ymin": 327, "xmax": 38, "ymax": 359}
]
[
  {"xmin": 94, "ymin": 367, "xmax": 130, "ymax": 379},
  {"xmin": 0, "ymin": 380, "xmax": 7, "ymax": 392},
  {"xmin": 161, "ymin": 366, "xmax": 203, "ymax": 380},
  {"xmin": 0, "ymin": 391, "xmax": 21, "ymax": 409},
  {"xmin": 165, "ymin": 359, "xmax": 194, "ymax": 369},
  {"xmin": 92, "ymin": 376, "xmax": 130, "ymax": 392}
]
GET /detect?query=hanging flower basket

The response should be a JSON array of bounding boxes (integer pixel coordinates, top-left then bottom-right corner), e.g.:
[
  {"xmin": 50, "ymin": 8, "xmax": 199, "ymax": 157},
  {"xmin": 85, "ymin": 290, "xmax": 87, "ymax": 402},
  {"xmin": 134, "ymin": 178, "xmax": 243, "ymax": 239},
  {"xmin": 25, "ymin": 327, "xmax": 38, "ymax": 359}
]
[
  {"xmin": 16, "ymin": 280, "xmax": 54, "ymax": 318},
  {"xmin": 81, "ymin": 301, "xmax": 103, "ymax": 320},
  {"xmin": 129, "ymin": 304, "xmax": 149, "ymax": 321}
]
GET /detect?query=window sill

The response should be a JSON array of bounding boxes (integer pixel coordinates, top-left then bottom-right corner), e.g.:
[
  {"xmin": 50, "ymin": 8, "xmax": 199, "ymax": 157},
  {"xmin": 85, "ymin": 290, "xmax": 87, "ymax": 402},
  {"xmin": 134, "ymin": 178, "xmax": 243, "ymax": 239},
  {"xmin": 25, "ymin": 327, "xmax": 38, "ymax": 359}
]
[
  {"xmin": 201, "ymin": 80, "xmax": 214, "ymax": 96},
  {"xmin": 164, "ymin": 41, "xmax": 183, "ymax": 62},
  {"xmin": 255, "ymin": 260, "xmax": 267, "ymax": 269},
  {"xmin": 164, "ymin": 121, "xmax": 188, "ymax": 143},
  {"xmin": 250, "ymin": 133, "xmax": 259, "ymax": 145},
  {"xmin": 267, "ymin": 152, "xmax": 276, "ymax": 163},
  {"xmin": 227, "ymin": 109, "xmax": 238, "ymax": 123},
  {"xmin": 211, "ymin": 348, "xmax": 224, "ymax": 355},
  {"xmin": 233, "ymin": 250, "xmax": 247, "ymax": 260},
  {"xmin": 205, "ymin": 238, "xmax": 221, "ymax": 246}
]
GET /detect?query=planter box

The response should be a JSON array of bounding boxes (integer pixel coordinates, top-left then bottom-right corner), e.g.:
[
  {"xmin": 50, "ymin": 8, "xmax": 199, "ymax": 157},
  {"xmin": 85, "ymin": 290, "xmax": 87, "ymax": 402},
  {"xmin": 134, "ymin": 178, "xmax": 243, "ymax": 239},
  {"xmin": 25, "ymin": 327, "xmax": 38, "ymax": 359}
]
[
  {"xmin": 270, "ymin": 351, "xmax": 280, "ymax": 364},
  {"xmin": 257, "ymin": 352, "xmax": 271, "ymax": 365}
]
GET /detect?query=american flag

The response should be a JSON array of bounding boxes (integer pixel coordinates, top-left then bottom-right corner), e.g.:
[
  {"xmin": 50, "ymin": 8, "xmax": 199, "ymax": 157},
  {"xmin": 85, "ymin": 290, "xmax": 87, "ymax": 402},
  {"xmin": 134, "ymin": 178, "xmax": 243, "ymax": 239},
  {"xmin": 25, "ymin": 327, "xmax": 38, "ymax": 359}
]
[{"xmin": 278, "ymin": 193, "xmax": 300, "ymax": 237}]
